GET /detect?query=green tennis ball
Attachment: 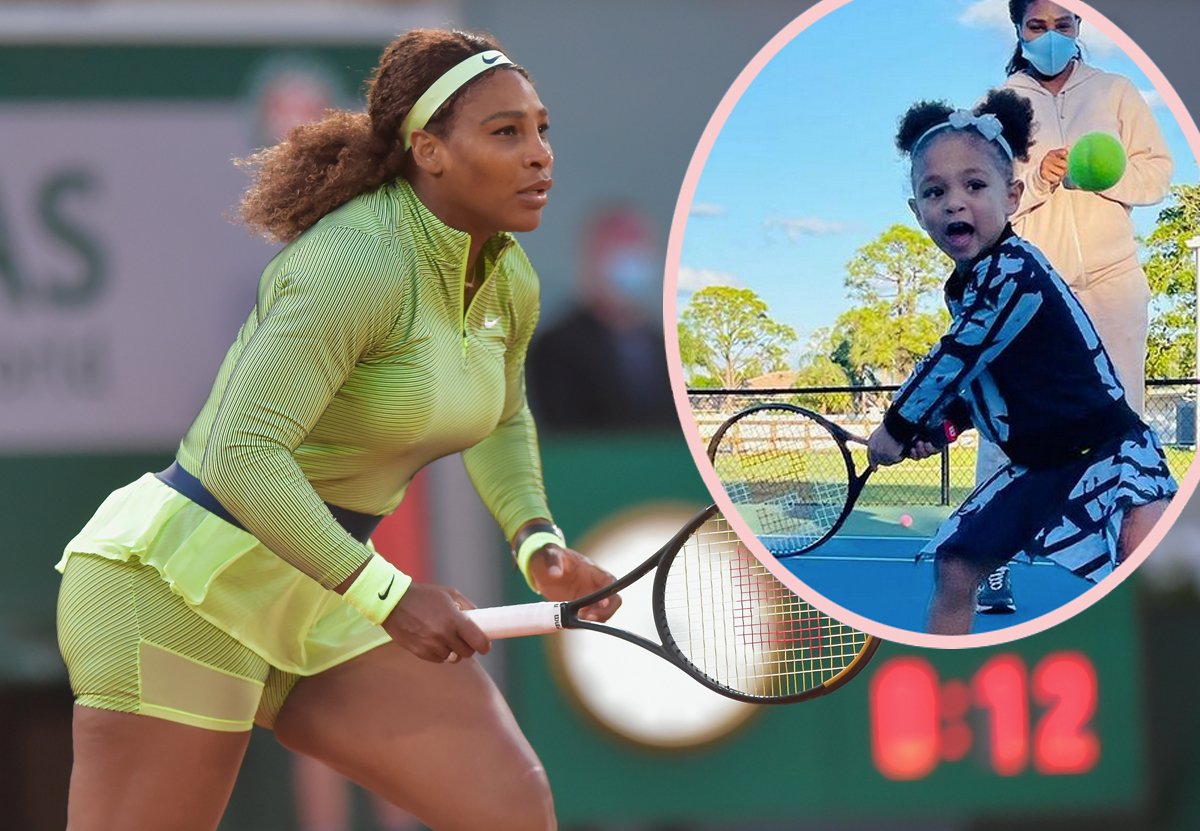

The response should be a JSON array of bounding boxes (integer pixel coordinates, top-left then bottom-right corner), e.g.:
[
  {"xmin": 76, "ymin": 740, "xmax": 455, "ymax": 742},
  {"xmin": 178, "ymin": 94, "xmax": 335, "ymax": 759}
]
[{"xmin": 1067, "ymin": 132, "xmax": 1126, "ymax": 191}]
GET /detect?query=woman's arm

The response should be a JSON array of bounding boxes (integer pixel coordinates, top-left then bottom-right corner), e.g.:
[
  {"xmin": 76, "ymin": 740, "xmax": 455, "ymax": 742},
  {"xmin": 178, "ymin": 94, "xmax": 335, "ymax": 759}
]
[
  {"xmin": 198, "ymin": 225, "xmax": 406, "ymax": 591},
  {"xmin": 461, "ymin": 251, "xmax": 553, "ymax": 543},
  {"xmin": 1011, "ymin": 143, "xmax": 1063, "ymax": 222},
  {"xmin": 461, "ymin": 399, "xmax": 551, "ymax": 550},
  {"xmin": 1099, "ymin": 76, "xmax": 1172, "ymax": 207},
  {"xmin": 460, "ymin": 259, "xmax": 619, "ymax": 615}
]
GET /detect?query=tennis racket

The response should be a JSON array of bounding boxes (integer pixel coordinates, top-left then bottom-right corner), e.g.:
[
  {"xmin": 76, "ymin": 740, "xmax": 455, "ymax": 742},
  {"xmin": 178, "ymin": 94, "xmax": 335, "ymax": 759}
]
[
  {"xmin": 705, "ymin": 403, "xmax": 876, "ymax": 558},
  {"xmin": 464, "ymin": 503, "xmax": 879, "ymax": 704}
]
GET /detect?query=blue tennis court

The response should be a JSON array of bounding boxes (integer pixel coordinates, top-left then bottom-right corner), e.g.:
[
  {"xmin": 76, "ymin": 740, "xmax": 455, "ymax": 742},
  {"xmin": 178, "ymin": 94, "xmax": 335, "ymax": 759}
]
[{"xmin": 775, "ymin": 505, "xmax": 1097, "ymax": 634}]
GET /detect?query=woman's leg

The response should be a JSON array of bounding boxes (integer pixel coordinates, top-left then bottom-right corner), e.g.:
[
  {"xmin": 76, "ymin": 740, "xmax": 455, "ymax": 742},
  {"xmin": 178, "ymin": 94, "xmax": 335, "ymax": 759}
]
[
  {"xmin": 1118, "ymin": 499, "xmax": 1169, "ymax": 563},
  {"xmin": 274, "ymin": 642, "xmax": 555, "ymax": 831},
  {"xmin": 927, "ymin": 557, "xmax": 993, "ymax": 635},
  {"xmin": 68, "ymin": 707, "xmax": 249, "ymax": 831},
  {"xmin": 59, "ymin": 554, "xmax": 273, "ymax": 831},
  {"xmin": 1074, "ymin": 267, "xmax": 1150, "ymax": 416}
]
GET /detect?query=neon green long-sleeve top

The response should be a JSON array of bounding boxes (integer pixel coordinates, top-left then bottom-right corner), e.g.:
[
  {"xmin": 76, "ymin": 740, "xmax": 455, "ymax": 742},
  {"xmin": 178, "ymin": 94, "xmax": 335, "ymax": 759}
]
[{"xmin": 176, "ymin": 178, "xmax": 552, "ymax": 590}]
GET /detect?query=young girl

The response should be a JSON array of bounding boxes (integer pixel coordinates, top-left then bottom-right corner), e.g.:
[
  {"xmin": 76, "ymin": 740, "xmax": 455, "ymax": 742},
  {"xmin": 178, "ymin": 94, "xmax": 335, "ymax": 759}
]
[{"xmin": 867, "ymin": 90, "xmax": 1176, "ymax": 635}]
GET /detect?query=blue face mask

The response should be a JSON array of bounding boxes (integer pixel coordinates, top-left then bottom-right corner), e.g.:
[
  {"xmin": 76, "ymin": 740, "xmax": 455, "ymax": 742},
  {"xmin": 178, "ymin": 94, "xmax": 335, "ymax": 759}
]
[
  {"xmin": 606, "ymin": 250, "xmax": 659, "ymax": 303},
  {"xmin": 1019, "ymin": 28, "xmax": 1078, "ymax": 77}
]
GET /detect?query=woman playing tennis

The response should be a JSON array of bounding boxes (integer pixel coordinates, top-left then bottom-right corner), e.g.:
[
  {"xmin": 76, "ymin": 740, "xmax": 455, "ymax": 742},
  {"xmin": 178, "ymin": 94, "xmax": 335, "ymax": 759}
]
[
  {"xmin": 57, "ymin": 28, "xmax": 616, "ymax": 831},
  {"xmin": 867, "ymin": 90, "xmax": 1176, "ymax": 636}
]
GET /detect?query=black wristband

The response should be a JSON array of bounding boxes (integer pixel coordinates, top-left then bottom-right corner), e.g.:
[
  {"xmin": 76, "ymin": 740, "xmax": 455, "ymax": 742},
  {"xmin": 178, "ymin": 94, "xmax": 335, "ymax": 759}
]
[{"xmin": 510, "ymin": 520, "xmax": 563, "ymax": 568}]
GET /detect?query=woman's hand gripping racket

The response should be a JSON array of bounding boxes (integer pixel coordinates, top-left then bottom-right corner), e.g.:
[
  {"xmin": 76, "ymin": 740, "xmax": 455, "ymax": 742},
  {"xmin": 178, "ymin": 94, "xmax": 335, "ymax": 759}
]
[
  {"xmin": 464, "ymin": 504, "xmax": 879, "ymax": 703},
  {"xmin": 706, "ymin": 403, "xmax": 876, "ymax": 558}
]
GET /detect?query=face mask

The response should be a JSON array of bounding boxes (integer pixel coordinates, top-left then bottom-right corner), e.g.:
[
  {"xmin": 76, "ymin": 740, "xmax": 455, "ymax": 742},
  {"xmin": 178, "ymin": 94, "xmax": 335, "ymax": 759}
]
[
  {"xmin": 605, "ymin": 250, "xmax": 659, "ymax": 304},
  {"xmin": 1019, "ymin": 28, "xmax": 1078, "ymax": 77}
]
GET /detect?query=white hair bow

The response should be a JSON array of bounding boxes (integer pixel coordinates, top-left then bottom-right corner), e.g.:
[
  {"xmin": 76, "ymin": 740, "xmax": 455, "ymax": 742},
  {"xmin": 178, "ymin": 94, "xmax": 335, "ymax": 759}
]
[{"xmin": 914, "ymin": 109, "xmax": 1014, "ymax": 160}]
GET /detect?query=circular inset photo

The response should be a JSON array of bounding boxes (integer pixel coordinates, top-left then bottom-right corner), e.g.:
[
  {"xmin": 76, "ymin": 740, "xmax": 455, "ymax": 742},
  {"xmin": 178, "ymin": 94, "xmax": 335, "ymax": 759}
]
[{"xmin": 665, "ymin": 0, "xmax": 1200, "ymax": 647}]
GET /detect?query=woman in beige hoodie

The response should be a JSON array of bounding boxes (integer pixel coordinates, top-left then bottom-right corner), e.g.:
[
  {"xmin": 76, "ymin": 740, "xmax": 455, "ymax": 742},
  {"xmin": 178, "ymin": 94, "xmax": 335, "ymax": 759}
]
[
  {"xmin": 975, "ymin": 0, "xmax": 1173, "ymax": 614},
  {"xmin": 1004, "ymin": 0, "xmax": 1172, "ymax": 413}
]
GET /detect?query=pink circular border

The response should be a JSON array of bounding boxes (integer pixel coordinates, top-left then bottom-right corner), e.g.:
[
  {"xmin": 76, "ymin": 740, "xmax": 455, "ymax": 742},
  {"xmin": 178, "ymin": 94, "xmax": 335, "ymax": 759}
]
[{"xmin": 663, "ymin": 0, "xmax": 1200, "ymax": 649}]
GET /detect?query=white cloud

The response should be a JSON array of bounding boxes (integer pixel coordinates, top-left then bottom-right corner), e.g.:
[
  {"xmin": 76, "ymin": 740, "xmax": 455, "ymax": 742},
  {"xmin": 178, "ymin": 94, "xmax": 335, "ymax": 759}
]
[
  {"xmin": 1079, "ymin": 29, "xmax": 1120, "ymax": 58},
  {"xmin": 689, "ymin": 202, "xmax": 725, "ymax": 217},
  {"xmin": 958, "ymin": 0, "xmax": 1009, "ymax": 30},
  {"xmin": 958, "ymin": 0, "xmax": 1120, "ymax": 57},
  {"xmin": 1140, "ymin": 87, "xmax": 1164, "ymax": 109},
  {"xmin": 676, "ymin": 267, "xmax": 740, "ymax": 292},
  {"xmin": 764, "ymin": 215, "xmax": 849, "ymax": 242}
]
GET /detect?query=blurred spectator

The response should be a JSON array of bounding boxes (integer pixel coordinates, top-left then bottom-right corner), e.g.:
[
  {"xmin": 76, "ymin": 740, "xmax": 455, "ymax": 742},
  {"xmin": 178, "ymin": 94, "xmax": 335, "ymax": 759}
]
[{"xmin": 526, "ymin": 206, "xmax": 678, "ymax": 432}]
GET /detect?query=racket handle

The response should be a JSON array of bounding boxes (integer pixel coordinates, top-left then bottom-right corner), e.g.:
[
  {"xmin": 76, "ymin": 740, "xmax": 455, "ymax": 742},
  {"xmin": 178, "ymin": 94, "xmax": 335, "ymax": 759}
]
[{"xmin": 464, "ymin": 602, "xmax": 567, "ymax": 639}]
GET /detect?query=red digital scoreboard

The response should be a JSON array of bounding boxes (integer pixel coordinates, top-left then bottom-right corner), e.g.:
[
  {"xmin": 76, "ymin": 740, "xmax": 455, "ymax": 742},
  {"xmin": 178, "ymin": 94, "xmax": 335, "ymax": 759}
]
[
  {"xmin": 833, "ymin": 612, "xmax": 1143, "ymax": 822},
  {"xmin": 870, "ymin": 651, "xmax": 1101, "ymax": 780}
]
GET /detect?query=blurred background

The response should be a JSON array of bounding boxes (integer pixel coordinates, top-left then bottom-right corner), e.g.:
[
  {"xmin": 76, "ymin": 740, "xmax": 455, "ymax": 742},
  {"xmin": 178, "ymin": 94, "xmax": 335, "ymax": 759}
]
[{"xmin": 1, "ymin": 1, "xmax": 1199, "ymax": 829}]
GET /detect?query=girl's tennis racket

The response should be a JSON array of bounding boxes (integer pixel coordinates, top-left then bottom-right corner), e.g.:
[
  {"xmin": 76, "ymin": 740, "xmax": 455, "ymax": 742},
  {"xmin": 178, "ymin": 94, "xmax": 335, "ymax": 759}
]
[
  {"xmin": 705, "ymin": 403, "xmax": 875, "ymax": 558},
  {"xmin": 464, "ymin": 504, "xmax": 879, "ymax": 704}
]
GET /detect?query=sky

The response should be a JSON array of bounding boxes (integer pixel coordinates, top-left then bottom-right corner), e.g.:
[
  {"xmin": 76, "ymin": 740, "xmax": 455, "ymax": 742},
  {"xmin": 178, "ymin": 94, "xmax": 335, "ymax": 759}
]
[{"xmin": 677, "ymin": 0, "xmax": 1199, "ymax": 361}]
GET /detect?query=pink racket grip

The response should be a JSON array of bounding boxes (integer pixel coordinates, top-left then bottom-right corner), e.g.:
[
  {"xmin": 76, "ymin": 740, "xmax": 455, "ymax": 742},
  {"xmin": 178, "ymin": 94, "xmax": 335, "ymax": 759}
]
[{"xmin": 463, "ymin": 602, "xmax": 567, "ymax": 639}]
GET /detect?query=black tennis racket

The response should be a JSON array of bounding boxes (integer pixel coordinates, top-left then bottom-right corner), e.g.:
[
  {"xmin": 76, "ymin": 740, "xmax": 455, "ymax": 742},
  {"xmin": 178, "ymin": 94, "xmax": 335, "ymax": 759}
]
[
  {"xmin": 705, "ymin": 403, "xmax": 877, "ymax": 558},
  {"xmin": 464, "ymin": 504, "xmax": 879, "ymax": 704}
]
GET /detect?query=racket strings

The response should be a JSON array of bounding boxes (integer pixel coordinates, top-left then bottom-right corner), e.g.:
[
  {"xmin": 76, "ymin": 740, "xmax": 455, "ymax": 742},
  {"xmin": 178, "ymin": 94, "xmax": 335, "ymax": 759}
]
[
  {"xmin": 712, "ymin": 411, "xmax": 851, "ymax": 553},
  {"xmin": 661, "ymin": 515, "xmax": 871, "ymax": 699}
]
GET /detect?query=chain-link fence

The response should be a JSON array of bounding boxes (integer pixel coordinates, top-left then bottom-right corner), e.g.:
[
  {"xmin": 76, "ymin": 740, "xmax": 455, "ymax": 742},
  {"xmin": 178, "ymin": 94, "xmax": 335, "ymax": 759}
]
[{"xmin": 688, "ymin": 380, "xmax": 1197, "ymax": 509}]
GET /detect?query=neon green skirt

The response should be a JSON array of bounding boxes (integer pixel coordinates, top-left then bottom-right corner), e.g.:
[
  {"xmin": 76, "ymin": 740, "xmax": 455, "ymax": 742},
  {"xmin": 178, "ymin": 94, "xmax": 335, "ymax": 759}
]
[{"xmin": 58, "ymin": 473, "xmax": 391, "ymax": 675}]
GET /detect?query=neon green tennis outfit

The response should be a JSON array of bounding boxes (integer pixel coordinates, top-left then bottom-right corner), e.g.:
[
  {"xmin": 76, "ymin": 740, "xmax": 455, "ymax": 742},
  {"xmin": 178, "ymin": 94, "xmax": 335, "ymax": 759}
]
[{"xmin": 57, "ymin": 178, "xmax": 554, "ymax": 731}]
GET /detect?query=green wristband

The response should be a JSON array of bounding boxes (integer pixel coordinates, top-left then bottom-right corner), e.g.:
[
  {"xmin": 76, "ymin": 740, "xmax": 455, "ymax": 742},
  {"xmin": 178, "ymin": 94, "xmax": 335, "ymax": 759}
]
[
  {"xmin": 343, "ymin": 554, "xmax": 412, "ymax": 625},
  {"xmin": 516, "ymin": 530, "xmax": 566, "ymax": 593}
]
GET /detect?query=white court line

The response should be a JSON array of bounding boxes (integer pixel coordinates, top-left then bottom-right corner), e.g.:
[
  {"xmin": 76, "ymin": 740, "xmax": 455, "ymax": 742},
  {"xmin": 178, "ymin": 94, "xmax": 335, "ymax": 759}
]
[
  {"xmin": 786, "ymin": 554, "xmax": 1059, "ymax": 567},
  {"xmin": 770, "ymin": 536, "xmax": 1059, "ymax": 567}
]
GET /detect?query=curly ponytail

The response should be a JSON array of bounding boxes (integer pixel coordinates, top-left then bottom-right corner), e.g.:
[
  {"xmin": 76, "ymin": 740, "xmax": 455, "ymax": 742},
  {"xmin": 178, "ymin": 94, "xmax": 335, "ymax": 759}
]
[
  {"xmin": 895, "ymin": 100, "xmax": 957, "ymax": 156},
  {"xmin": 975, "ymin": 88, "xmax": 1034, "ymax": 163},
  {"xmin": 237, "ymin": 28, "xmax": 525, "ymax": 242}
]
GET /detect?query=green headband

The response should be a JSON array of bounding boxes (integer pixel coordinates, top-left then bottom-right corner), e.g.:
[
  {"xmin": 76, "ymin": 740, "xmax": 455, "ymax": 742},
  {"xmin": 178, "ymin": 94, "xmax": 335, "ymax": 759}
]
[{"xmin": 400, "ymin": 50, "xmax": 514, "ymax": 150}]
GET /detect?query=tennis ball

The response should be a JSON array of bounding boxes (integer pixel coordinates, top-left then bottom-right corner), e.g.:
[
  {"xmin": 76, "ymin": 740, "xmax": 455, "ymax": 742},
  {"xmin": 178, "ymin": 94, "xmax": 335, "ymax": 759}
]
[
  {"xmin": 899, "ymin": 514, "xmax": 913, "ymax": 528},
  {"xmin": 1067, "ymin": 132, "xmax": 1126, "ymax": 191}
]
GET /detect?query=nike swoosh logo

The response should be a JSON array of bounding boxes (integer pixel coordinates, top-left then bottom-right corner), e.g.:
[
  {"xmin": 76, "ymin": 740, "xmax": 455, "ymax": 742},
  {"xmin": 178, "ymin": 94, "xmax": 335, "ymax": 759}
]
[
  {"xmin": 482, "ymin": 53, "xmax": 501, "ymax": 64},
  {"xmin": 378, "ymin": 575, "xmax": 395, "ymax": 600},
  {"xmin": 485, "ymin": 316, "xmax": 501, "ymax": 329}
]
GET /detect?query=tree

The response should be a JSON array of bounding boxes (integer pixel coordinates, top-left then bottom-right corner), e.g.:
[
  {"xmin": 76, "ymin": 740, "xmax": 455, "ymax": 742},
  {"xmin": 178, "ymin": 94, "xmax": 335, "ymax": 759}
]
[
  {"xmin": 845, "ymin": 225, "xmax": 948, "ymax": 316},
  {"xmin": 790, "ymin": 354, "xmax": 853, "ymax": 413},
  {"xmin": 1143, "ymin": 184, "xmax": 1199, "ymax": 379},
  {"xmin": 826, "ymin": 301, "xmax": 949, "ymax": 386},
  {"xmin": 676, "ymin": 320, "xmax": 711, "ymax": 379},
  {"xmin": 677, "ymin": 286, "xmax": 796, "ymax": 388},
  {"xmin": 828, "ymin": 225, "xmax": 951, "ymax": 384}
]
